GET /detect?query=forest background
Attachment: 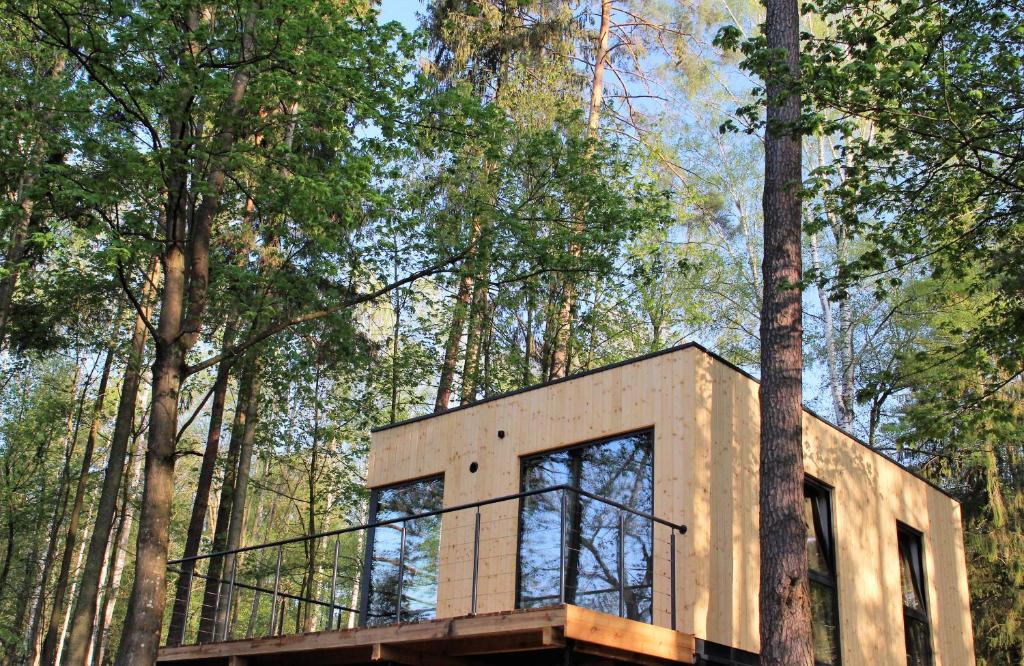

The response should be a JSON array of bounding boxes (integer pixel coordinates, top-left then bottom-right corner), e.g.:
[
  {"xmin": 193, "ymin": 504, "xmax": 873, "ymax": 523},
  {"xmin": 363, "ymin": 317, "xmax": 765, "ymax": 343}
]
[{"xmin": 0, "ymin": 0, "xmax": 1020, "ymax": 663}]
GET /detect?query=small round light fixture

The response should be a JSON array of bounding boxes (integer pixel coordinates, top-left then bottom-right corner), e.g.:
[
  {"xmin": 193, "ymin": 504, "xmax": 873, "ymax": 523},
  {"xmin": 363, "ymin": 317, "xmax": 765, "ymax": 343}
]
[{"xmin": 469, "ymin": 461, "xmax": 479, "ymax": 473}]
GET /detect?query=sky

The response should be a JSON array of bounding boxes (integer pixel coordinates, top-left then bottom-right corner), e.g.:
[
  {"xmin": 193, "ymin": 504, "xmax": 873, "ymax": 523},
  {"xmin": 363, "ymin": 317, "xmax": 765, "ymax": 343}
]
[{"xmin": 378, "ymin": 1, "xmax": 422, "ymax": 31}]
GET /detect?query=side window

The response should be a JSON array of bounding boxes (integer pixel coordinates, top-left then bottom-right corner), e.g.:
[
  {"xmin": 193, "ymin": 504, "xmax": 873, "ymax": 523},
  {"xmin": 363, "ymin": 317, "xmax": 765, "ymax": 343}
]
[
  {"xmin": 804, "ymin": 479, "xmax": 841, "ymax": 665},
  {"xmin": 363, "ymin": 476, "xmax": 444, "ymax": 626},
  {"xmin": 898, "ymin": 524, "xmax": 932, "ymax": 666}
]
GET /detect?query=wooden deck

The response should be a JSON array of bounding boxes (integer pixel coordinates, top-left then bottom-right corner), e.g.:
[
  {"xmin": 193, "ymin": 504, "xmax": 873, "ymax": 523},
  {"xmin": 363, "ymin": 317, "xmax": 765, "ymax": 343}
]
[{"xmin": 156, "ymin": 605, "xmax": 696, "ymax": 665}]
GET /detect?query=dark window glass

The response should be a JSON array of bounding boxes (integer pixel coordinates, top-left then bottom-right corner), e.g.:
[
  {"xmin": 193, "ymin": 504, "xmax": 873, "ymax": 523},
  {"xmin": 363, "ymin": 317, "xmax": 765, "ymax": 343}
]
[
  {"xmin": 517, "ymin": 430, "xmax": 654, "ymax": 623},
  {"xmin": 804, "ymin": 481, "xmax": 841, "ymax": 665},
  {"xmin": 365, "ymin": 476, "xmax": 443, "ymax": 626},
  {"xmin": 898, "ymin": 525, "xmax": 932, "ymax": 666}
]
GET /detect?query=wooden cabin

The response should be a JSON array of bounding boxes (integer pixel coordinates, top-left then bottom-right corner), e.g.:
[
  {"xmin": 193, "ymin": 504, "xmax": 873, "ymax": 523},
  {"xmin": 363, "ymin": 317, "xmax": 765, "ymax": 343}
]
[{"xmin": 158, "ymin": 343, "xmax": 975, "ymax": 665}]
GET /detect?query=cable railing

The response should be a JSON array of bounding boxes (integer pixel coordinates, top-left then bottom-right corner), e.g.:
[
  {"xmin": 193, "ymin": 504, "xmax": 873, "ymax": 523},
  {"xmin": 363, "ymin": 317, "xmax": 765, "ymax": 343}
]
[{"xmin": 161, "ymin": 484, "xmax": 687, "ymax": 647}]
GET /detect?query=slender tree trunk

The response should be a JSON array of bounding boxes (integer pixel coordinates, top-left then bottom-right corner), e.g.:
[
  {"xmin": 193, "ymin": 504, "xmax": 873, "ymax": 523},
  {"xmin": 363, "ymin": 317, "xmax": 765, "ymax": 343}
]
[
  {"xmin": 93, "ymin": 430, "xmax": 146, "ymax": 666},
  {"xmin": 63, "ymin": 258, "xmax": 160, "ymax": 666},
  {"xmin": 42, "ymin": 337, "xmax": 119, "ymax": 666},
  {"xmin": 214, "ymin": 364, "xmax": 261, "ymax": 640},
  {"xmin": 165, "ymin": 320, "xmax": 237, "ymax": 646},
  {"xmin": 0, "ymin": 53, "xmax": 65, "ymax": 347},
  {"xmin": 29, "ymin": 364, "xmax": 86, "ymax": 665},
  {"xmin": 758, "ymin": 0, "xmax": 812, "ymax": 661},
  {"xmin": 55, "ymin": 506, "xmax": 93, "ymax": 665},
  {"xmin": 549, "ymin": 0, "xmax": 611, "ymax": 379},
  {"xmin": 197, "ymin": 368, "xmax": 252, "ymax": 642}
]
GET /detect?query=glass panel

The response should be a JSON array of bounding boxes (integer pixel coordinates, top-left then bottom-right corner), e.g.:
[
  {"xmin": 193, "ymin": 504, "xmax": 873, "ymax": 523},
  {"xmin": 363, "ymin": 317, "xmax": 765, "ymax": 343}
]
[
  {"xmin": 804, "ymin": 495, "xmax": 828, "ymax": 576},
  {"xmin": 809, "ymin": 580, "xmax": 840, "ymax": 665},
  {"xmin": 898, "ymin": 531, "xmax": 925, "ymax": 612},
  {"xmin": 366, "ymin": 477, "xmax": 443, "ymax": 626},
  {"xmin": 518, "ymin": 431, "xmax": 654, "ymax": 623},
  {"xmin": 905, "ymin": 616, "xmax": 933, "ymax": 666}
]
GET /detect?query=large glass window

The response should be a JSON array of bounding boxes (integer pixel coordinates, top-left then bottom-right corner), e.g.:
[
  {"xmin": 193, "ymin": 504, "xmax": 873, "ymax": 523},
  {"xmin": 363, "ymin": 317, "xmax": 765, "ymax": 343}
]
[
  {"xmin": 804, "ymin": 479, "xmax": 841, "ymax": 665},
  {"xmin": 363, "ymin": 476, "xmax": 443, "ymax": 626},
  {"xmin": 517, "ymin": 430, "xmax": 654, "ymax": 622},
  {"xmin": 898, "ymin": 524, "xmax": 932, "ymax": 666}
]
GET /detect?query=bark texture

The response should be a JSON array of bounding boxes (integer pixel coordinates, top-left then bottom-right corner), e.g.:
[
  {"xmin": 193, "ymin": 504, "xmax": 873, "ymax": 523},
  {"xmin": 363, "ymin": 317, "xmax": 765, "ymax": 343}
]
[
  {"xmin": 165, "ymin": 322, "xmax": 236, "ymax": 646},
  {"xmin": 62, "ymin": 260, "xmax": 158, "ymax": 666},
  {"xmin": 758, "ymin": 0, "xmax": 813, "ymax": 662}
]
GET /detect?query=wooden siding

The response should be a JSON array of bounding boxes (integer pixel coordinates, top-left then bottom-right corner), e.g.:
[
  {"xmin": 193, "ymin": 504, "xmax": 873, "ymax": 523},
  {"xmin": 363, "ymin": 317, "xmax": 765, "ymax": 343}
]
[{"xmin": 368, "ymin": 345, "xmax": 976, "ymax": 664}]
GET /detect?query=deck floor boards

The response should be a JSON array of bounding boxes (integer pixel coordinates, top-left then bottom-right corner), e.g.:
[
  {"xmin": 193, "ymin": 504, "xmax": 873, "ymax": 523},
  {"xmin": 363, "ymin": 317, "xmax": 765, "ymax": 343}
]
[{"xmin": 157, "ymin": 605, "xmax": 695, "ymax": 665}]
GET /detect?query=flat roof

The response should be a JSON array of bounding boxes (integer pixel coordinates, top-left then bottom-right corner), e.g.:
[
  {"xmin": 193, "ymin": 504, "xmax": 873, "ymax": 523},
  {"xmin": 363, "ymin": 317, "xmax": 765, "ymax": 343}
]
[{"xmin": 372, "ymin": 342, "xmax": 957, "ymax": 502}]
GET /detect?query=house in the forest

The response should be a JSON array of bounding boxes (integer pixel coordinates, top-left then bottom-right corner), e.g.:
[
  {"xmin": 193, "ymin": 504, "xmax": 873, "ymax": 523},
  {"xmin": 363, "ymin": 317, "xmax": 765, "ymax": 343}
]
[{"xmin": 158, "ymin": 343, "xmax": 976, "ymax": 665}]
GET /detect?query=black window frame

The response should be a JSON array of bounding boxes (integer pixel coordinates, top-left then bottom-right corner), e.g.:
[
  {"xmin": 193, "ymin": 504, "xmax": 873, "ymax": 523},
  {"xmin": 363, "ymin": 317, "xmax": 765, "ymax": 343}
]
[
  {"xmin": 804, "ymin": 477, "xmax": 841, "ymax": 666},
  {"xmin": 359, "ymin": 474, "xmax": 444, "ymax": 627},
  {"xmin": 897, "ymin": 522, "xmax": 933, "ymax": 666},
  {"xmin": 514, "ymin": 429, "xmax": 655, "ymax": 622}
]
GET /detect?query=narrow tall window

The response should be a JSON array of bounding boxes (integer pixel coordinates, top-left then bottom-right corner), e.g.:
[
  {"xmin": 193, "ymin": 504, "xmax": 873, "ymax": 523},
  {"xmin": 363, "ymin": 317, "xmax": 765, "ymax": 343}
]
[
  {"xmin": 898, "ymin": 524, "xmax": 932, "ymax": 666},
  {"xmin": 517, "ymin": 430, "xmax": 654, "ymax": 622},
  {"xmin": 363, "ymin": 476, "xmax": 444, "ymax": 626},
  {"xmin": 804, "ymin": 479, "xmax": 841, "ymax": 665}
]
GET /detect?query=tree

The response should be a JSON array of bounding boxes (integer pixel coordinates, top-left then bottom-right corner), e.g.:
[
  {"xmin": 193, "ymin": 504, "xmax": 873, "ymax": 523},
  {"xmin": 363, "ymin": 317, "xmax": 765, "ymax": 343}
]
[
  {"xmin": 719, "ymin": 0, "xmax": 816, "ymax": 660},
  {"xmin": 757, "ymin": 0, "xmax": 813, "ymax": 654}
]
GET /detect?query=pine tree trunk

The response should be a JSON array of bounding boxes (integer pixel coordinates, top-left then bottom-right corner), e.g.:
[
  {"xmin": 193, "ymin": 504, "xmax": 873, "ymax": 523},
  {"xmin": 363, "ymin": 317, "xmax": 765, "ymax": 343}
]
[
  {"xmin": 42, "ymin": 341, "xmax": 118, "ymax": 666},
  {"xmin": 758, "ymin": 0, "xmax": 812, "ymax": 661},
  {"xmin": 63, "ymin": 258, "xmax": 160, "ymax": 666},
  {"xmin": 165, "ymin": 321, "xmax": 237, "ymax": 646}
]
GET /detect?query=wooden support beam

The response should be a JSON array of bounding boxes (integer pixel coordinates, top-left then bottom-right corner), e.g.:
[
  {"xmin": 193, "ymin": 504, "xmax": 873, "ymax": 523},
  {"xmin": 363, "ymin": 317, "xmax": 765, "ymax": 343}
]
[{"xmin": 371, "ymin": 643, "xmax": 485, "ymax": 666}]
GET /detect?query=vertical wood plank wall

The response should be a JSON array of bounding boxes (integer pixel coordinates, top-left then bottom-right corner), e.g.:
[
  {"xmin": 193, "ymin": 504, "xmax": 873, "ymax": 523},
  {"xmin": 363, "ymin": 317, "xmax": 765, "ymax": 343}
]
[{"xmin": 367, "ymin": 346, "xmax": 975, "ymax": 665}]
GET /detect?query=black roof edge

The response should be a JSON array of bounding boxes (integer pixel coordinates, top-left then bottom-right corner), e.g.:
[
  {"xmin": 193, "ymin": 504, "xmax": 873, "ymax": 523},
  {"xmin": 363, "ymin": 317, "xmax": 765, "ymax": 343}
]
[{"xmin": 372, "ymin": 341, "xmax": 958, "ymax": 503}]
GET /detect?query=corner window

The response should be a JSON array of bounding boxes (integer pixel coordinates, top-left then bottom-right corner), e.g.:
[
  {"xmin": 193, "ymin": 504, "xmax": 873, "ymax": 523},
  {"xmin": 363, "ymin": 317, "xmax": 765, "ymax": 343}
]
[
  {"xmin": 517, "ymin": 430, "xmax": 654, "ymax": 622},
  {"xmin": 363, "ymin": 476, "xmax": 443, "ymax": 626},
  {"xmin": 898, "ymin": 524, "xmax": 932, "ymax": 666},
  {"xmin": 804, "ymin": 479, "xmax": 841, "ymax": 665}
]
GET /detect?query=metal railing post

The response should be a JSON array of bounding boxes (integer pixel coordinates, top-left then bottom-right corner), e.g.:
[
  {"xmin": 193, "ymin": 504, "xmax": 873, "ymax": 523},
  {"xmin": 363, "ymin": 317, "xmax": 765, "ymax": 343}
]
[
  {"xmin": 471, "ymin": 508, "xmax": 481, "ymax": 615},
  {"xmin": 395, "ymin": 521, "xmax": 407, "ymax": 623},
  {"xmin": 670, "ymin": 530, "xmax": 677, "ymax": 631},
  {"xmin": 328, "ymin": 537, "xmax": 340, "ymax": 630},
  {"xmin": 559, "ymin": 489, "xmax": 567, "ymax": 604},
  {"xmin": 269, "ymin": 545, "xmax": 282, "ymax": 636},
  {"xmin": 618, "ymin": 510, "xmax": 626, "ymax": 618},
  {"xmin": 222, "ymin": 555, "xmax": 238, "ymax": 641}
]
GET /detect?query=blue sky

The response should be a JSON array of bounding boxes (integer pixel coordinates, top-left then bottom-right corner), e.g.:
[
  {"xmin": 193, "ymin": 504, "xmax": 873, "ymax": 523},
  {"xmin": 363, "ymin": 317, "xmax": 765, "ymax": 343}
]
[{"xmin": 378, "ymin": 1, "xmax": 422, "ymax": 31}]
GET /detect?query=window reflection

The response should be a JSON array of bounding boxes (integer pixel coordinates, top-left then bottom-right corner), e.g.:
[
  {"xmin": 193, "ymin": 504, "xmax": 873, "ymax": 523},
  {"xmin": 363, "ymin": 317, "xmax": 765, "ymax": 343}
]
[
  {"xmin": 898, "ymin": 524, "xmax": 932, "ymax": 666},
  {"xmin": 517, "ymin": 431, "xmax": 654, "ymax": 623},
  {"xmin": 804, "ymin": 480, "xmax": 841, "ymax": 665},
  {"xmin": 365, "ymin": 476, "xmax": 443, "ymax": 626}
]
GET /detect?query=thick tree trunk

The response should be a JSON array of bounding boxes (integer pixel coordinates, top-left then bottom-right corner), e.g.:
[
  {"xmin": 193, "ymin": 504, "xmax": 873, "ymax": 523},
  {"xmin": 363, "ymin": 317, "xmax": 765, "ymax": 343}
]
[
  {"xmin": 435, "ymin": 272, "xmax": 473, "ymax": 412},
  {"xmin": 460, "ymin": 278, "xmax": 488, "ymax": 403},
  {"xmin": 166, "ymin": 322, "xmax": 237, "ymax": 646},
  {"xmin": 63, "ymin": 257, "xmax": 160, "ymax": 666},
  {"xmin": 758, "ymin": 0, "xmax": 812, "ymax": 662},
  {"xmin": 114, "ymin": 11, "xmax": 254, "ymax": 661},
  {"xmin": 42, "ymin": 341, "xmax": 118, "ymax": 666},
  {"xmin": 435, "ymin": 214, "xmax": 485, "ymax": 412}
]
